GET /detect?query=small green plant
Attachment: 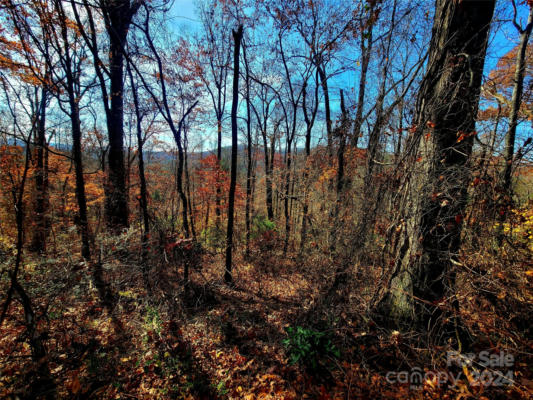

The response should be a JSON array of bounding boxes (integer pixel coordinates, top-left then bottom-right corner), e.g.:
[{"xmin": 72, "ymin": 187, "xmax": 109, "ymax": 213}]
[
  {"xmin": 283, "ymin": 326, "xmax": 340, "ymax": 370},
  {"xmin": 251, "ymin": 215, "xmax": 276, "ymax": 239},
  {"xmin": 213, "ymin": 379, "xmax": 229, "ymax": 396},
  {"xmin": 144, "ymin": 305, "xmax": 162, "ymax": 335}
]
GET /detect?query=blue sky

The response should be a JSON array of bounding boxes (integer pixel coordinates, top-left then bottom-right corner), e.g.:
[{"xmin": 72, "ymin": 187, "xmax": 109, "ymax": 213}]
[{"xmin": 164, "ymin": 0, "xmax": 532, "ymax": 152}]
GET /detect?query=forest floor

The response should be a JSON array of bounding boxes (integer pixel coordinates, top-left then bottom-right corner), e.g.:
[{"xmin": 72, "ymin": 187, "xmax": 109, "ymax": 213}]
[{"xmin": 0, "ymin": 234, "xmax": 532, "ymax": 399}]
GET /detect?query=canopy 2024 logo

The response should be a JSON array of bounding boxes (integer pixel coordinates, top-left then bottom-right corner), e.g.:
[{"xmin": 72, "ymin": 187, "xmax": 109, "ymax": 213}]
[{"xmin": 385, "ymin": 351, "xmax": 514, "ymax": 389}]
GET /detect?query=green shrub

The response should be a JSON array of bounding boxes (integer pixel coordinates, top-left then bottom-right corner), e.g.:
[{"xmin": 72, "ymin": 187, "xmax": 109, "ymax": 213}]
[{"xmin": 283, "ymin": 326, "xmax": 340, "ymax": 371}]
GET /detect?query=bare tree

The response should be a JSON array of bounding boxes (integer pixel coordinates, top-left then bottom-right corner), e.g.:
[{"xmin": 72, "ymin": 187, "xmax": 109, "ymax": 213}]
[{"xmin": 225, "ymin": 25, "xmax": 243, "ymax": 284}]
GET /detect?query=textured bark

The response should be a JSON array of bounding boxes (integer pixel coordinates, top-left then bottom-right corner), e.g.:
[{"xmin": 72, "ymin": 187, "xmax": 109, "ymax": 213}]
[
  {"xmin": 225, "ymin": 25, "xmax": 243, "ymax": 284},
  {"xmin": 377, "ymin": 0, "xmax": 495, "ymax": 330}
]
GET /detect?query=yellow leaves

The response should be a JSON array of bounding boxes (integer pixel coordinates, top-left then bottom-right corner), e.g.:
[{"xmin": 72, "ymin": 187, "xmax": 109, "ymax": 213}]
[
  {"xmin": 496, "ymin": 203, "xmax": 533, "ymax": 252},
  {"xmin": 317, "ymin": 166, "xmax": 337, "ymax": 184},
  {"xmin": 525, "ymin": 270, "xmax": 533, "ymax": 277}
]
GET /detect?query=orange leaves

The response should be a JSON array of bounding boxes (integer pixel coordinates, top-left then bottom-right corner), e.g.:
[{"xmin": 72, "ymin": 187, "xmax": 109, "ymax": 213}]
[
  {"xmin": 456, "ymin": 130, "xmax": 476, "ymax": 143},
  {"xmin": 194, "ymin": 154, "xmax": 244, "ymax": 220}
]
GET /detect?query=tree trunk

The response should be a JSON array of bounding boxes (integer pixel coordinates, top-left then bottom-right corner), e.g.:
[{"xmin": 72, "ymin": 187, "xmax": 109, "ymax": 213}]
[
  {"xmin": 300, "ymin": 73, "xmax": 319, "ymax": 254},
  {"xmin": 127, "ymin": 63, "xmax": 150, "ymax": 268},
  {"xmin": 377, "ymin": 0, "xmax": 495, "ymax": 332},
  {"xmin": 103, "ymin": 0, "xmax": 139, "ymax": 230},
  {"xmin": 243, "ymin": 41, "xmax": 253, "ymax": 258},
  {"xmin": 351, "ymin": 5, "xmax": 375, "ymax": 148},
  {"xmin": 65, "ymin": 87, "xmax": 91, "ymax": 260},
  {"xmin": 184, "ymin": 127, "xmax": 197, "ymax": 239},
  {"xmin": 356, "ymin": 0, "xmax": 396, "ymax": 250},
  {"xmin": 501, "ymin": 5, "xmax": 533, "ymax": 204},
  {"xmin": 31, "ymin": 84, "xmax": 49, "ymax": 253},
  {"xmin": 225, "ymin": 25, "xmax": 243, "ymax": 284},
  {"xmin": 215, "ymin": 118, "xmax": 222, "ymax": 227},
  {"xmin": 56, "ymin": 3, "xmax": 92, "ymax": 259},
  {"xmin": 263, "ymin": 129, "xmax": 274, "ymax": 221},
  {"xmin": 317, "ymin": 64, "xmax": 333, "ymax": 157}
]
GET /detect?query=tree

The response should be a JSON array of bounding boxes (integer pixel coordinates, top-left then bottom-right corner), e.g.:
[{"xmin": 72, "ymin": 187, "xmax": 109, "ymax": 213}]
[
  {"xmin": 50, "ymin": 0, "xmax": 92, "ymax": 259},
  {"xmin": 299, "ymin": 69, "xmax": 319, "ymax": 253},
  {"xmin": 377, "ymin": 0, "xmax": 496, "ymax": 333},
  {"xmin": 130, "ymin": 4, "xmax": 199, "ymax": 239},
  {"xmin": 71, "ymin": 0, "xmax": 140, "ymax": 231},
  {"xmin": 225, "ymin": 25, "xmax": 243, "ymax": 284},
  {"xmin": 501, "ymin": 2, "xmax": 533, "ymax": 202}
]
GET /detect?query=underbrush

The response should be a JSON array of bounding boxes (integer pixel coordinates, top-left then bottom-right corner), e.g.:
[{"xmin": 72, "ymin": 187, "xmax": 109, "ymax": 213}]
[{"xmin": 0, "ymin": 219, "xmax": 531, "ymax": 399}]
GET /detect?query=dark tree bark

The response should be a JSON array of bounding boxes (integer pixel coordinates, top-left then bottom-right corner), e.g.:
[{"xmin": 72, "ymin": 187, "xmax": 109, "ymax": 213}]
[
  {"xmin": 70, "ymin": 95, "xmax": 91, "ymax": 260},
  {"xmin": 300, "ymin": 71, "xmax": 319, "ymax": 254},
  {"xmin": 31, "ymin": 83, "xmax": 49, "ymax": 253},
  {"xmin": 101, "ymin": 0, "xmax": 140, "ymax": 230},
  {"xmin": 242, "ymin": 40, "xmax": 253, "ymax": 258},
  {"xmin": 70, "ymin": 0, "xmax": 139, "ymax": 231},
  {"xmin": 334, "ymin": 90, "xmax": 348, "ymax": 217},
  {"xmin": 225, "ymin": 25, "xmax": 243, "ymax": 284},
  {"xmin": 184, "ymin": 125, "xmax": 197, "ymax": 240},
  {"xmin": 377, "ymin": 0, "xmax": 495, "ymax": 332}
]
